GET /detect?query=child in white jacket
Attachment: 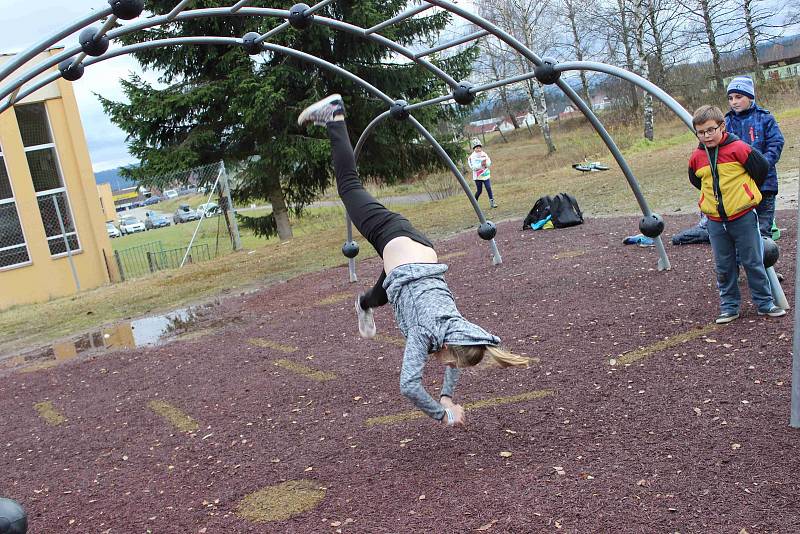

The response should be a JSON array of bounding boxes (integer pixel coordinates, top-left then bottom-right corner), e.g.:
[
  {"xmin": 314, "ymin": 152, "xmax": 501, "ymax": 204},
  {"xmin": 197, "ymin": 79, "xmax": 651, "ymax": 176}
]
[{"xmin": 468, "ymin": 139, "xmax": 496, "ymax": 208}]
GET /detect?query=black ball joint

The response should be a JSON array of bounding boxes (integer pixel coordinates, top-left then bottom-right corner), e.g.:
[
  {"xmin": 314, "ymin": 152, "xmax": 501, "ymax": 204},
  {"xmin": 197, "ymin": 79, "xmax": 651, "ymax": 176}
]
[
  {"xmin": 288, "ymin": 3, "xmax": 314, "ymax": 30},
  {"xmin": 389, "ymin": 100, "xmax": 409, "ymax": 121},
  {"xmin": 59, "ymin": 59, "xmax": 85, "ymax": 81},
  {"xmin": 453, "ymin": 81, "xmax": 475, "ymax": 105},
  {"xmin": 534, "ymin": 57, "xmax": 561, "ymax": 85},
  {"xmin": 478, "ymin": 221, "xmax": 496, "ymax": 240},
  {"xmin": 242, "ymin": 32, "xmax": 263, "ymax": 55}
]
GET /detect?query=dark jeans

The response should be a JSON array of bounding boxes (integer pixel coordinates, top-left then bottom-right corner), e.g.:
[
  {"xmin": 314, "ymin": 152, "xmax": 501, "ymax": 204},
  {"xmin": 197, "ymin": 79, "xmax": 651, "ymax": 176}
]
[
  {"xmin": 756, "ymin": 192, "xmax": 776, "ymax": 238},
  {"xmin": 475, "ymin": 179, "xmax": 493, "ymax": 200},
  {"xmin": 327, "ymin": 121, "xmax": 433, "ymax": 310},
  {"xmin": 707, "ymin": 210, "xmax": 774, "ymax": 314}
]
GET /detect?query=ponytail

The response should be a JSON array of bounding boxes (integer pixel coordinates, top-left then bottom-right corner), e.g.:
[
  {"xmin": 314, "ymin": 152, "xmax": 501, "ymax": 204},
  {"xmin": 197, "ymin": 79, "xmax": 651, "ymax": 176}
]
[{"xmin": 484, "ymin": 346, "xmax": 530, "ymax": 368}]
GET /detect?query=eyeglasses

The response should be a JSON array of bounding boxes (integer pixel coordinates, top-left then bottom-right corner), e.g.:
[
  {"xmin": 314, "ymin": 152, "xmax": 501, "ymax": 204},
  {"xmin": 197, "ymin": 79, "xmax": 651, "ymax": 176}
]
[{"xmin": 695, "ymin": 125, "xmax": 721, "ymax": 137}]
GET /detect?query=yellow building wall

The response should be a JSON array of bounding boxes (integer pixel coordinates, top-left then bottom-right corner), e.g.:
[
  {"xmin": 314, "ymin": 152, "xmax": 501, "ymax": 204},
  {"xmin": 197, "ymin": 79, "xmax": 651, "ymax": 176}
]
[
  {"xmin": 97, "ymin": 183, "xmax": 116, "ymax": 223},
  {"xmin": 0, "ymin": 49, "xmax": 119, "ymax": 310}
]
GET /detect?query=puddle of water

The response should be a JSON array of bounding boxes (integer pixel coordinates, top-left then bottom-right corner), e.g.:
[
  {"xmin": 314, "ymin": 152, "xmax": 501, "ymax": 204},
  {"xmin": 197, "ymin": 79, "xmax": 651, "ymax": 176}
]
[{"xmin": 1, "ymin": 303, "xmax": 216, "ymax": 372}]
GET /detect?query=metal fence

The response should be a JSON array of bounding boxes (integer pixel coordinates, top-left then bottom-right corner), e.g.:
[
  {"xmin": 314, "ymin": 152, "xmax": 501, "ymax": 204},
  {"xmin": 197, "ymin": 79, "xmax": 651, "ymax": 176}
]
[
  {"xmin": 147, "ymin": 244, "xmax": 211, "ymax": 272},
  {"xmin": 113, "ymin": 241, "xmax": 165, "ymax": 280}
]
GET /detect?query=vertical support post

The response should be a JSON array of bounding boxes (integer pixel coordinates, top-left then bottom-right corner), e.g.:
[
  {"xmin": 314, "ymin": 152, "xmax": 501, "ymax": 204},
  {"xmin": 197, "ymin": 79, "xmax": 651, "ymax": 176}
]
[
  {"xmin": 52, "ymin": 195, "xmax": 80, "ymax": 291},
  {"xmin": 791, "ymin": 157, "xmax": 800, "ymax": 428},
  {"xmin": 114, "ymin": 250, "xmax": 125, "ymax": 281},
  {"xmin": 219, "ymin": 162, "xmax": 242, "ymax": 251},
  {"xmin": 346, "ymin": 213, "xmax": 357, "ymax": 283},
  {"xmin": 147, "ymin": 251, "xmax": 156, "ymax": 273}
]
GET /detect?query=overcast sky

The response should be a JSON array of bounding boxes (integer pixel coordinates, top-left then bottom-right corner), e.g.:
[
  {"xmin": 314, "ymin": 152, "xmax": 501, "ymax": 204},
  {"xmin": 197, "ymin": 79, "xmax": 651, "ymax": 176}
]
[{"xmin": 0, "ymin": 0, "xmax": 153, "ymax": 171}]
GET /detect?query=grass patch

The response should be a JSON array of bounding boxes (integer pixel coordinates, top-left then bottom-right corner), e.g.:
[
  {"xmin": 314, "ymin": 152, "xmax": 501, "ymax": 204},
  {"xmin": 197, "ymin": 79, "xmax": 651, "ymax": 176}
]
[
  {"xmin": 314, "ymin": 292, "xmax": 352, "ymax": 306},
  {"xmin": 237, "ymin": 480, "xmax": 326, "ymax": 523},
  {"xmin": 365, "ymin": 388, "xmax": 552, "ymax": 426},
  {"xmin": 613, "ymin": 324, "xmax": 718, "ymax": 366},
  {"xmin": 34, "ymin": 401, "xmax": 66, "ymax": 426},
  {"xmin": 273, "ymin": 359, "xmax": 336, "ymax": 382},
  {"xmin": 247, "ymin": 338, "xmax": 298, "ymax": 353},
  {"xmin": 147, "ymin": 399, "xmax": 200, "ymax": 433}
]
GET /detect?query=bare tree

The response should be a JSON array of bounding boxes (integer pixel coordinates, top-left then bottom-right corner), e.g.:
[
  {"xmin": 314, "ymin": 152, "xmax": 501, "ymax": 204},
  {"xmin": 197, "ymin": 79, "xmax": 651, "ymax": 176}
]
[
  {"xmin": 633, "ymin": 0, "xmax": 655, "ymax": 140},
  {"xmin": 597, "ymin": 0, "xmax": 640, "ymax": 110},
  {"xmin": 677, "ymin": 0, "xmax": 741, "ymax": 91},
  {"xmin": 738, "ymin": 0, "xmax": 799, "ymax": 83},
  {"xmin": 476, "ymin": 0, "xmax": 558, "ymax": 153},
  {"xmin": 475, "ymin": 39, "xmax": 522, "ymax": 130},
  {"xmin": 554, "ymin": 0, "xmax": 600, "ymax": 109}
]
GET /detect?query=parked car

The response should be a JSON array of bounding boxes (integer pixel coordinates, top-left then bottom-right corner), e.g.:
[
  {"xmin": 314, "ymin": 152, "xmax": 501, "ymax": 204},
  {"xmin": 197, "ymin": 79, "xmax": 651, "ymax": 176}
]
[
  {"xmin": 143, "ymin": 195, "xmax": 161, "ymax": 206},
  {"xmin": 144, "ymin": 211, "xmax": 171, "ymax": 230},
  {"xmin": 119, "ymin": 216, "xmax": 146, "ymax": 235},
  {"xmin": 106, "ymin": 222, "xmax": 121, "ymax": 238},
  {"xmin": 163, "ymin": 189, "xmax": 179, "ymax": 199},
  {"xmin": 196, "ymin": 202, "xmax": 220, "ymax": 218},
  {"xmin": 173, "ymin": 204, "xmax": 200, "ymax": 224}
]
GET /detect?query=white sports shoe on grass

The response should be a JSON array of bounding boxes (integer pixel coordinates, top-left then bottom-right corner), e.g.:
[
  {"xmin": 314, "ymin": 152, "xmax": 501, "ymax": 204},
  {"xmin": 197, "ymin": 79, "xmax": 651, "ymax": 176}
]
[
  {"xmin": 297, "ymin": 94, "xmax": 345, "ymax": 126},
  {"xmin": 355, "ymin": 295, "xmax": 376, "ymax": 339}
]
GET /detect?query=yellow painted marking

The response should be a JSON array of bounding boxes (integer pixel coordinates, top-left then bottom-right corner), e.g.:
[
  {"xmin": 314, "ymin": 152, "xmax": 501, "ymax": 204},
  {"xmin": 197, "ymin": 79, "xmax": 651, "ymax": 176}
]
[
  {"xmin": 34, "ymin": 401, "xmax": 66, "ymax": 426},
  {"xmin": 374, "ymin": 334, "xmax": 405, "ymax": 347},
  {"xmin": 614, "ymin": 324, "xmax": 718, "ymax": 366},
  {"xmin": 247, "ymin": 338, "xmax": 298, "ymax": 353},
  {"xmin": 17, "ymin": 361, "xmax": 60, "ymax": 374},
  {"xmin": 148, "ymin": 400, "xmax": 199, "ymax": 433},
  {"xmin": 315, "ymin": 292, "xmax": 351, "ymax": 306},
  {"xmin": 365, "ymin": 389, "xmax": 554, "ymax": 426},
  {"xmin": 274, "ymin": 359, "xmax": 336, "ymax": 382},
  {"xmin": 439, "ymin": 251, "xmax": 467, "ymax": 261},
  {"xmin": 553, "ymin": 250, "xmax": 585, "ymax": 260},
  {"xmin": 237, "ymin": 480, "xmax": 326, "ymax": 523}
]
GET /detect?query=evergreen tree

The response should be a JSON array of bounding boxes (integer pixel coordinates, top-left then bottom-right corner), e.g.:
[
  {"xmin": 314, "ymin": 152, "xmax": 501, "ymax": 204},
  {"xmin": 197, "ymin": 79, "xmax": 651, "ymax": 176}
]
[{"xmin": 100, "ymin": 1, "xmax": 476, "ymax": 240}]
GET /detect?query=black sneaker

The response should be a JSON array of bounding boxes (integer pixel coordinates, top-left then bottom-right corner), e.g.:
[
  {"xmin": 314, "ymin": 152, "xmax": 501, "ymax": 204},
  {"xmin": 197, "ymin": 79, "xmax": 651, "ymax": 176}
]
[
  {"xmin": 757, "ymin": 306, "xmax": 786, "ymax": 318},
  {"xmin": 715, "ymin": 312, "xmax": 739, "ymax": 324},
  {"xmin": 297, "ymin": 94, "xmax": 345, "ymax": 126}
]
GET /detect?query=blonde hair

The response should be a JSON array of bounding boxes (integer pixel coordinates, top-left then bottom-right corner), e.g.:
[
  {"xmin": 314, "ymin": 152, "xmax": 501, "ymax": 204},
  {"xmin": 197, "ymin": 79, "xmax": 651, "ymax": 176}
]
[
  {"xmin": 448, "ymin": 344, "xmax": 531, "ymax": 369},
  {"xmin": 692, "ymin": 105, "xmax": 724, "ymax": 127}
]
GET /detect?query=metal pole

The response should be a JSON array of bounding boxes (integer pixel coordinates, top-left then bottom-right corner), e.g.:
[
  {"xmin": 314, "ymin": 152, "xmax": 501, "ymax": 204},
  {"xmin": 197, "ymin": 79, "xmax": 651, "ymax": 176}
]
[
  {"xmin": 346, "ymin": 214, "xmax": 357, "ymax": 283},
  {"xmin": 219, "ymin": 162, "xmax": 242, "ymax": 251},
  {"xmin": 791, "ymin": 153, "xmax": 800, "ymax": 428},
  {"xmin": 414, "ymin": 29, "xmax": 490, "ymax": 58},
  {"xmin": 180, "ymin": 168, "xmax": 222, "ymax": 268},
  {"xmin": 365, "ymin": 2, "xmax": 432, "ymax": 34},
  {"xmin": 52, "ymin": 195, "xmax": 80, "ymax": 291}
]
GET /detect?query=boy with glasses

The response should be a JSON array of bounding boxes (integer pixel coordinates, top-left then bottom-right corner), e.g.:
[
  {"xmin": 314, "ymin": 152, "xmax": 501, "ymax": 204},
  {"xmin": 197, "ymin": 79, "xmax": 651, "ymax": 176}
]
[{"xmin": 688, "ymin": 105, "xmax": 785, "ymax": 324}]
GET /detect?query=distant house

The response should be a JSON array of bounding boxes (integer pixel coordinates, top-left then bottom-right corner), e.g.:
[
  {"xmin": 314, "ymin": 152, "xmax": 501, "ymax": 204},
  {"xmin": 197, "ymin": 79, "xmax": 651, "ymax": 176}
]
[
  {"xmin": 722, "ymin": 35, "xmax": 800, "ymax": 85},
  {"xmin": 466, "ymin": 118, "xmax": 501, "ymax": 135}
]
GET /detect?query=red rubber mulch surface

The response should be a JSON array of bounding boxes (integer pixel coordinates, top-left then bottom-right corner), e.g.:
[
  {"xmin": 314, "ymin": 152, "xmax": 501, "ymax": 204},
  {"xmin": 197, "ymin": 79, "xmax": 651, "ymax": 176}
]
[{"xmin": 2, "ymin": 212, "xmax": 799, "ymax": 533}]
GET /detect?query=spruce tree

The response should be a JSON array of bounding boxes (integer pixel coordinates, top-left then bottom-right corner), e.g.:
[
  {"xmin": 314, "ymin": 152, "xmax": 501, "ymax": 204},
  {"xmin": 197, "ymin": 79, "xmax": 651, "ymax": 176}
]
[{"xmin": 100, "ymin": 1, "xmax": 475, "ymax": 240}]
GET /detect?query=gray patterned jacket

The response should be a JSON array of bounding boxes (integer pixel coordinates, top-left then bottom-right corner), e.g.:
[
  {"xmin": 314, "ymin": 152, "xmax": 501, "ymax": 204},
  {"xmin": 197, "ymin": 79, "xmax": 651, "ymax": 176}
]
[{"xmin": 384, "ymin": 263, "xmax": 501, "ymax": 420}]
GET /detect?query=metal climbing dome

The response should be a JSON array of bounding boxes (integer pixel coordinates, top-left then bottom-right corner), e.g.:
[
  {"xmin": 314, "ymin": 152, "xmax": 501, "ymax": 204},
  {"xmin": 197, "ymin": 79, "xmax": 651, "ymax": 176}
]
[{"xmin": 1, "ymin": 0, "xmax": 798, "ymax": 426}]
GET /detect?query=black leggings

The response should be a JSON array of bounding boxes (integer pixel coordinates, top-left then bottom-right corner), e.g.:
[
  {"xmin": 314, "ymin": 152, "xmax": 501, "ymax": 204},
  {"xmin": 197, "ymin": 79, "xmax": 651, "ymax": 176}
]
[{"xmin": 327, "ymin": 121, "xmax": 433, "ymax": 309}]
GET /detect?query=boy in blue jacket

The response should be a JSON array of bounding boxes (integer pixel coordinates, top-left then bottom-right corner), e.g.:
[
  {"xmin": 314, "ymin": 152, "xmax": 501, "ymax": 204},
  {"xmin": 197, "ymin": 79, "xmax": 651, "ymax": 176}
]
[{"xmin": 725, "ymin": 76, "xmax": 785, "ymax": 239}]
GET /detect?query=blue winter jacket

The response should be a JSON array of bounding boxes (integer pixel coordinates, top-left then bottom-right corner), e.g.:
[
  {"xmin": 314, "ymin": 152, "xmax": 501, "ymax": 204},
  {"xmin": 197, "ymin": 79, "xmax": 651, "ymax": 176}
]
[{"xmin": 724, "ymin": 103, "xmax": 784, "ymax": 192}]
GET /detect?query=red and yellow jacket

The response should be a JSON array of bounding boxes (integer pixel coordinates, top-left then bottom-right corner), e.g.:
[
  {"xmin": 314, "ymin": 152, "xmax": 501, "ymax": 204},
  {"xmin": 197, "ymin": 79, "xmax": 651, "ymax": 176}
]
[{"xmin": 688, "ymin": 132, "xmax": 769, "ymax": 222}]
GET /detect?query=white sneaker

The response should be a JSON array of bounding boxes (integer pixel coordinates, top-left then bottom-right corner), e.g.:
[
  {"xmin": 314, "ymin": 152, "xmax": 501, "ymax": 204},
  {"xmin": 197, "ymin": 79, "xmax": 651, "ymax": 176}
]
[
  {"xmin": 355, "ymin": 295, "xmax": 376, "ymax": 338},
  {"xmin": 758, "ymin": 306, "xmax": 786, "ymax": 318},
  {"xmin": 297, "ymin": 94, "xmax": 345, "ymax": 126}
]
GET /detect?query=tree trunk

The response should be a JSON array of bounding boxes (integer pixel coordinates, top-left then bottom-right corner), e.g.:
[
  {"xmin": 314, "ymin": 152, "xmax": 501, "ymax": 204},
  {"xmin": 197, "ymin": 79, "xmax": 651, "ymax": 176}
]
[
  {"xmin": 267, "ymin": 180, "xmax": 292, "ymax": 242},
  {"xmin": 525, "ymin": 77, "xmax": 556, "ymax": 154},
  {"xmin": 633, "ymin": 0, "xmax": 655, "ymax": 140},
  {"xmin": 699, "ymin": 0, "xmax": 725, "ymax": 92},
  {"xmin": 500, "ymin": 86, "xmax": 520, "ymax": 129},
  {"xmin": 616, "ymin": 0, "xmax": 640, "ymax": 110},
  {"xmin": 743, "ymin": 0, "xmax": 765, "ymax": 83},
  {"xmin": 567, "ymin": 3, "xmax": 593, "ymax": 109},
  {"xmin": 645, "ymin": 0, "xmax": 668, "ymax": 88}
]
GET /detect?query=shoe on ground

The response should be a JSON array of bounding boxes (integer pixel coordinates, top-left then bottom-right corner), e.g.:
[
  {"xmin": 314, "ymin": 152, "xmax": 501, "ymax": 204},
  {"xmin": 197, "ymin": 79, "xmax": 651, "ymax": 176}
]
[
  {"xmin": 776, "ymin": 272, "xmax": 785, "ymax": 282},
  {"xmin": 490, "ymin": 199, "xmax": 497, "ymax": 208},
  {"xmin": 297, "ymin": 94, "xmax": 345, "ymax": 126},
  {"xmin": 757, "ymin": 306, "xmax": 786, "ymax": 318},
  {"xmin": 355, "ymin": 295, "xmax": 376, "ymax": 338},
  {"xmin": 715, "ymin": 312, "xmax": 739, "ymax": 324}
]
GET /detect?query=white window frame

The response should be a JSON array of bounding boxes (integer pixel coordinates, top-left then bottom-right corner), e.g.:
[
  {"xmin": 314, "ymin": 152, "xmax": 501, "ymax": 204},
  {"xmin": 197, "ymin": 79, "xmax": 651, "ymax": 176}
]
[
  {"xmin": 18, "ymin": 103, "xmax": 82, "ymax": 258},
  {"xmin": 0, "ymin": 143, "xmax": 32, "ymax": 271}
]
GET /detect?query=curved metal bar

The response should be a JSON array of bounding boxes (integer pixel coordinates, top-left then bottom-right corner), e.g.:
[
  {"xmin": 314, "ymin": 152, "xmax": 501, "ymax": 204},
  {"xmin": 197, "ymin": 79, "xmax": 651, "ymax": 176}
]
[
  {"xmin": 0, "ymin": 6, "xmax": 112, "ymax": 82},
  {"xmin": 1, "ymin": 36, "xmax": 395, "ymax": 116},
  {"xmin": 555, "ymin": 61, "xmax": 693, "ymax": 130},
  {"xmin": 407, "ymin": 115, "xmax": 502, "ymax": 265},
  {"xmin": 425, "ymin": 0, "xmax": 669, "ymax": 269},
  {"xmin": 0, "ymin": 7, "xmax": 459, "ymax": 104}
]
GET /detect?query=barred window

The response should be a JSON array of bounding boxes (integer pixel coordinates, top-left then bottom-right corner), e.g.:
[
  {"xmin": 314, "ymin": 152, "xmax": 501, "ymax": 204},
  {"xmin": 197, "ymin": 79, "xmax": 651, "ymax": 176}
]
[
  {"xmin": 15, "ymin": 102, "xmax": 80, "ymax": 257},
  {"xmin": 0, "ymin": 147, "xmax": 31, "ymax": 269}
]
